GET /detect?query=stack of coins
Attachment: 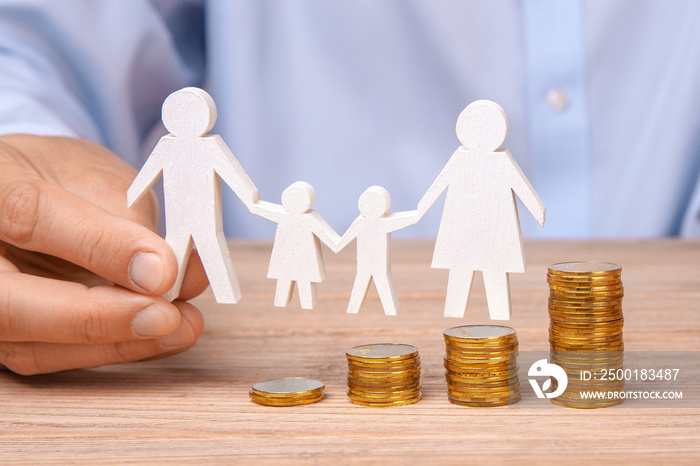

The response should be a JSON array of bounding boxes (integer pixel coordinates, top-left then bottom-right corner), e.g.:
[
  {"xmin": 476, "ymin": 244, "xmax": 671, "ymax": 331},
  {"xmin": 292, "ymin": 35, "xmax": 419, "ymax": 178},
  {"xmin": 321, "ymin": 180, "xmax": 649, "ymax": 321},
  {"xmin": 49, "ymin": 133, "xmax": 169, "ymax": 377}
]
[
  {"xmin": 249, "ymin": 378, "xmax": 325, "ymax": 407},
  {"xmin": 548, "ymin": 262, "xmax": 625, "ymax": 408},
  {"xmin": 346, "ymin": 343, "xmax": 422, "ymax": 407},
  {"xmin": 443, "ymin": 325, "xmax": 521, "ymax": 407}
]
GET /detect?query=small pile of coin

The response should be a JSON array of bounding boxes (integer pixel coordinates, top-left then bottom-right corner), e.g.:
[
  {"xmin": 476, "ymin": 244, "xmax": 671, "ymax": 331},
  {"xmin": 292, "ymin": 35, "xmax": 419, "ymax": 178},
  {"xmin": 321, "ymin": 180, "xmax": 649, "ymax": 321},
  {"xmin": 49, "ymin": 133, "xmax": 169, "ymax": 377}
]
[
  {"xmin": 346, "ymin": 343, "xmax": 422, "ymax": 407},
  {"xmin": 548, "ymin": 262, "xmax": 625, "ymax": 408},
  {"xmin": 249, "ymin": 378, "xmax": 325, "ymax": 407},
  {"xmin": 443, "ymin": 325, "xmax": 521, "ymax": 407}
]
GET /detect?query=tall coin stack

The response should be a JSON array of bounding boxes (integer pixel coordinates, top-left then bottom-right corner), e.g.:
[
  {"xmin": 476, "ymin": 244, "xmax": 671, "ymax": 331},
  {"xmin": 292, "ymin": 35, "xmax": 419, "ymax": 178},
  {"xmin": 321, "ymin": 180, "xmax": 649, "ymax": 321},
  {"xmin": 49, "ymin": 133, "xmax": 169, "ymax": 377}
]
[
  {"xmin": 346, "ymin": 344, "xmax": 422, "ymax": 407},
  {"xmin": 443, "ymin": 326, "xmax": 521, "ymax": 407},
  {"xmin": 548, "ymin": 262, "xmax": 625, "ymax": 408}
]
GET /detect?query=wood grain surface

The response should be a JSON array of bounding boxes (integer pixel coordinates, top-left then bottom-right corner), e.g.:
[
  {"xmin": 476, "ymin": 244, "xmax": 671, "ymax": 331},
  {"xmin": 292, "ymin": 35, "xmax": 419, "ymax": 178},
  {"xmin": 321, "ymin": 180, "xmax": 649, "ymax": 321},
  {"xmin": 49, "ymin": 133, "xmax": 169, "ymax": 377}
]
[{"xmin": 1, "ymin": 240, "xmax": 699, "ymax": 464}]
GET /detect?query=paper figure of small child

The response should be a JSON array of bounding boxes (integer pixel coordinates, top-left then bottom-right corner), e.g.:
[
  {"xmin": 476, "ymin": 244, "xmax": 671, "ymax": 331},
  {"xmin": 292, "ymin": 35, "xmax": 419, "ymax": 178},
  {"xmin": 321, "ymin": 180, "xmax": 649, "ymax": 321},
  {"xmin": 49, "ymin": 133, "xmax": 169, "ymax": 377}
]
[
  {"xmin": 418, "ymin": 100, "xmax": 545, "ymax": 320},
  {"xmin": 127, "ymin": 87, "xmax": 258, "ymax": 304},
  {"xmin": 333, "ymin": 186, "xmax": 421, "ymax": 315},
  {"xmin": 249, "ymin": 182, "xmax": 340, "ymax": 309}
]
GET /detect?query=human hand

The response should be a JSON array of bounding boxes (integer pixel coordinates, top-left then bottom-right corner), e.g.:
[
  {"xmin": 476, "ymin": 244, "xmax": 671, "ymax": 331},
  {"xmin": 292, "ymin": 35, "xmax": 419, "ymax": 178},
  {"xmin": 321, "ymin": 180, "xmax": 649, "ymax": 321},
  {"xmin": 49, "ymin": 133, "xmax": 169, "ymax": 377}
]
[{"xmin": 0, "ymin": 135, "xmax": 209, "ymax": 375}]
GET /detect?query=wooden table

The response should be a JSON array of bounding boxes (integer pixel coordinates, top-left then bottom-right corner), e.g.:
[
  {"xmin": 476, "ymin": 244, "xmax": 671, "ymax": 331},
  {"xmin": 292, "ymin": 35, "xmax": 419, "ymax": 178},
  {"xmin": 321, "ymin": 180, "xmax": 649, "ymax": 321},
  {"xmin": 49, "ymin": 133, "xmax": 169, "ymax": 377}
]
[{"xmin": 1, "ymin": 240, "xmax": 699, "ymax": 464}]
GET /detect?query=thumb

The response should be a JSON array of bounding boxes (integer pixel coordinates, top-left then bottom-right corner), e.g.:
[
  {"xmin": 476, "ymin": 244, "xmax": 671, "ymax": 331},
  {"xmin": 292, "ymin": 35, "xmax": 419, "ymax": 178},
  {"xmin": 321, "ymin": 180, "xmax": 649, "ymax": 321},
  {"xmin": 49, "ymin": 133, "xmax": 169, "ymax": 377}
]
[{"xmin": 0, "ymin": 163, "xmax": 177, "ymax": 294}]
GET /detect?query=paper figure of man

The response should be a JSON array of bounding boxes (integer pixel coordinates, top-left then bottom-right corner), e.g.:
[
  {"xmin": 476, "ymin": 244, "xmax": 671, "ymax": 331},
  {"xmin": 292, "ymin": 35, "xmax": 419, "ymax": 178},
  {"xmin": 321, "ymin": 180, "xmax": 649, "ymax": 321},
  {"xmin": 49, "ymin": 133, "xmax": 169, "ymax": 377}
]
[
  {"xmin": 418, "ymin": 100, "xmax": 545, "ymax": 320},
  {"xmin": 127, "ymin": 87, "xmax": 258, "ymax": 303}
]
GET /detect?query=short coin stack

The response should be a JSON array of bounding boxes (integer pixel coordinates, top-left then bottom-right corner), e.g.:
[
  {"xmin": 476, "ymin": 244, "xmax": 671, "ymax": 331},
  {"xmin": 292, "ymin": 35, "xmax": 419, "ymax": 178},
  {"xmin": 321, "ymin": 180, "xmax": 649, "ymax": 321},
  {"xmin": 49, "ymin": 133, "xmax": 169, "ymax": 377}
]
[
  {"xmin": 548, "ymin": 262, "xmax": 625, "ymax": 408},
  {"xmin": 249, "ymin": 378, "xmax": 325, "ymax": 407},
  {"xmin": 443, "ymin": 325, "xmax": 521, "ymax": 407},
  {"xmin": 346, "ymin": 343, "xmax": 422, "ymax": 407}
]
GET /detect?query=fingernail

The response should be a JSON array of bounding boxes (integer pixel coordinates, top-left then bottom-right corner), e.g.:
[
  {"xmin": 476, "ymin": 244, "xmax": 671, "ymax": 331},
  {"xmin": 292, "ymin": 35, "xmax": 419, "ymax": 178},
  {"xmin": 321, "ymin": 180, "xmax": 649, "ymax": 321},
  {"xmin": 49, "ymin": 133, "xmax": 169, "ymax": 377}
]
[
  {"xmin": 132, "ymin": 304, "xmax": 174, "ymax": 337},
  {"xmin": 157, "ymin": 323, "xmax": 194, "ymax": 348},
  {"xmin": 129, "ymin": 252, "xmax": 165, "ymax": 293}
]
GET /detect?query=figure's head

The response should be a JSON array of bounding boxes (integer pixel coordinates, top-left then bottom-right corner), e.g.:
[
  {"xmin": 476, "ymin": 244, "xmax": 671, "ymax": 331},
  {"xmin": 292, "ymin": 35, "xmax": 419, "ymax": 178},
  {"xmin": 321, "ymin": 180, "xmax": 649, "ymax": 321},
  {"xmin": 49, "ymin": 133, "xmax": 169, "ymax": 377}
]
[
  {"xmin": 162, "ymin": 87, "xmax": 217, "ymax": 138},
  {"xmin": 282, "ymin": 181, "xmax": 316, "ymax": 214},
  {"xmin": 358, "ymin": 186, "xmax": 391, "ymax": 219},
  {"xmin": 456, "ymin": 100, "xmax": 508, "ymax": 152}
]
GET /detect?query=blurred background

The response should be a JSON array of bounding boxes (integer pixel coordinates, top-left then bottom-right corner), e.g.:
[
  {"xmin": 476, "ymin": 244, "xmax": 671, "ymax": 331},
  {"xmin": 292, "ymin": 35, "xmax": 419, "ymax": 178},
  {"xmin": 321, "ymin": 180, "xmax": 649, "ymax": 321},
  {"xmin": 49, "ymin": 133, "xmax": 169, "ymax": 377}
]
[{"xmin": 2, "ymin": 0, "xmax": 700, "ymax": 238}]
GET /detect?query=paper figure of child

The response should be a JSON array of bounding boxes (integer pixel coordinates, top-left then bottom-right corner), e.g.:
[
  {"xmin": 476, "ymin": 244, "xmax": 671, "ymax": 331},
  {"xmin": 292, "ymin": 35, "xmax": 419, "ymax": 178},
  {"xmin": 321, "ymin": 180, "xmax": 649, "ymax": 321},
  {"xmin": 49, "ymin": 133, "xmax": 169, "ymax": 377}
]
[
  {"xmin": 334, "ymin": 186, "xmax": 420, "ymax": 315},
  {"xmin": 418, "ymin": 100, "xmax": 545, "ymax": 320},
  {"xmin": 249, "ymin": 182, "xmax": 340, "ymax": 309},
  {"xmin": 127, "ymin": 87, "xmax": 258, "ymax": 304}
]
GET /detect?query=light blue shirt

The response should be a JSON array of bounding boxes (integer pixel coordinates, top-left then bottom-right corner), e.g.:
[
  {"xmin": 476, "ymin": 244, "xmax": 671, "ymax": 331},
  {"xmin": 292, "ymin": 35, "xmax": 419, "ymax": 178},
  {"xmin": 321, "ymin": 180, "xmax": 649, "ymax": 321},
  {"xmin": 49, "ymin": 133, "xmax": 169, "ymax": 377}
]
[{"xmin": 1, "ymin": 0, "xmax": 699, "ymax": 238}]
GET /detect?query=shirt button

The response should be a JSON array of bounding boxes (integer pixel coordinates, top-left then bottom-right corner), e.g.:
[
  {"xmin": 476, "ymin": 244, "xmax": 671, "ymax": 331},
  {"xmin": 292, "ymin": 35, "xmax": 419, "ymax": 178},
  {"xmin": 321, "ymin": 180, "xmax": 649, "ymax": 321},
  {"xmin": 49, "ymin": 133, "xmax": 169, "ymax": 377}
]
[{"xmin": 547, "ymin": 89, "xmax": 569, "ymax": 112}]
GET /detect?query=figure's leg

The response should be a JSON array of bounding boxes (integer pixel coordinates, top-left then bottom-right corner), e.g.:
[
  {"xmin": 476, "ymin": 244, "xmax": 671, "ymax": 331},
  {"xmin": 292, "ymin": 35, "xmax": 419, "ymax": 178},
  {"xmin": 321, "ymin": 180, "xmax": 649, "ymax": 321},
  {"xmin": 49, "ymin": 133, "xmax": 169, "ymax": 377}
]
[
  {"xmin": 483, "ymin": 270, "xmax": 512, "ymax": 320},
  {"xmin": 373, "ymin": 270, "xmax": 399, "ymax": 316},
  {"xmin": 274, "ymin": 280, "xmax": 294, "ymax": 307},
  {"xmin": 443, "ymin": 269, "xmax": 475, "ymax": 318},
  {"xmin": 194, "ymin": 232, "xmax": 242, "ymax": 304},
  {"xmin": 163, "ymin": 234, "xmax": 194, "ymax": 302},
  {"xmin": 347, "ymin": 272, "xmax": 372, "ymax": 314},
  {"xmin": 297, "ymin": 281, "xmax": 318, "ymax": 310}
]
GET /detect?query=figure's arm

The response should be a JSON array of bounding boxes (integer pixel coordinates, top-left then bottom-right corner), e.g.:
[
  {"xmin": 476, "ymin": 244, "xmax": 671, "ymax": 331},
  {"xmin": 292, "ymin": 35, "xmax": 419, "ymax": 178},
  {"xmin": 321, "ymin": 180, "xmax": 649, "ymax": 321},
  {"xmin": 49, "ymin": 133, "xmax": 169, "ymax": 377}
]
[
  {"xmin": 127, "ymin": 139, "xmax": 167, "ymax": 207},
  {"xmin": 248, "ymin": 200, "xmax": 286, "ymax": 223},
  {"xmin": 505, "ymin": 151, "xmax": 545, "ymax": 227},
  {"xmin": 334, "ymin": 217, "xmax": 363, "ymax": 253},
  {"xmin": 309, "ymin": 210, "xmax": 342, "ymax": 252},
  {"xmin": 209, "ymin": 136, "xmax": 259, "ymax": 207},
  {"xmin": 385, "ymin": 210, "xmax": 422, "ymax": 232},
  {"xmin": 417, "ymin": 151, "xmax": 458, "ymax": 216}
]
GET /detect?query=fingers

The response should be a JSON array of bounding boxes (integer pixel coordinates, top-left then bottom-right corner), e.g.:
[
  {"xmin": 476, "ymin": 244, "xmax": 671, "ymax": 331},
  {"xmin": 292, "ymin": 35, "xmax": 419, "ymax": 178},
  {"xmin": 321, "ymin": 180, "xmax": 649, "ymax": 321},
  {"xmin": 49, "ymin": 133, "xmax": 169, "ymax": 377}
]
[
  {"xmin": 0, "ymin": 161, "xmax": 177, "ymax": 295},
  {"xmin": 0, "ymin": 301, "xmax": 203, "ymax": 375},
  {"xmin": 0, "ymin": 273, "xmax": 182, "ymax": 343}
]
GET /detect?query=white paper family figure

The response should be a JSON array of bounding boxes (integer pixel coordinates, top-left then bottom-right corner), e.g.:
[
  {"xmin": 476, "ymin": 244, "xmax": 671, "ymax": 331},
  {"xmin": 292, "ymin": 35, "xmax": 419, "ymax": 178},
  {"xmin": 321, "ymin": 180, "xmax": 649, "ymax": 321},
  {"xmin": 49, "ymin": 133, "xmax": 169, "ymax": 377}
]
[
  {"xmin": 417, "ymin": 100, "xmax": 545, "ymax": 320},
  {"xmin": 249, "ymin": 181, "xmax": 340, "ymax": 310},
  {"xmin": 334, "ymin": 186, "xmax": 420, "ymax": 315},
  {"xmin": 127, "ymin": 87, "xmax": 258, "ymax": 304},
  {"xmin": 128, "ymin": 87, "xmax": 544, "ymax": 321}
]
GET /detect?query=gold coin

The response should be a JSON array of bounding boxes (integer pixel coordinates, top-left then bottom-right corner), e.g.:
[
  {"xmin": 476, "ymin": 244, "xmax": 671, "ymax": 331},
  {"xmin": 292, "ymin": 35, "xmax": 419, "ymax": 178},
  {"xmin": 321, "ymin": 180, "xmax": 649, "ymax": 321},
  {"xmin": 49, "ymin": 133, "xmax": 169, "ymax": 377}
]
[
  {"xmin": 547, "ymin": 275, "xmax": 622, "ymax": 285},
  {"xmin": 550, "ymin": 343, "xmax": 624, "ymax": 353},
  {"xmin": 348, "ymin": 361, "xmax": 421, "ymax": 374},
  {"xmin": 349, "ymin": 386, "xmax": 422, "ymax": 399},
  {"xmin": 550, "ymin": 339, "xmax": 624, "ymax": 350},
  {"xmin": 348, "ymin": 393, "xmax": 422, "ymax": 407},
  {"xmin": 548, "ymin": 262, "xmax": 622, "ymax": 276},
  {"xmin": 551, "ymin": 352, "xmax": 624, "ymax": 363},
  {"xmin": 448, "ymin": 380, "xmax": 521, "ymax": 393},
  {"xmin": 549, "ymin": 292, "xmax": 624, "ymax": 304},
  {"xmin": 549, "ymin": 327, "xmax": 623, "ymax": 338},
  {"xmin": 548, "ymin": 304, "xmax": 623, "ymax": 314},
  {"xmin": 448, "ymin": 394, "xmax": 521, "ymax": 407},
  {"xmin": 347, "ymin": 356, "xmax": 421, "ymax": 370},
  {"xmin": 548, "ymin": 282, "xmax": 624, "ymax": 293},
  {"xmin": 347, "ymin": 379, "xmax": 421, "ymax": 389},
  {"xmin": 551, "ymin": 397, "xmax": 622, "ymax": 409},
  {"xmin": 447, "ymin": 390, "xmax": 521, "ymax": 403},
  {"xmin": 346, "ymin": 343, "xmax": 418, "ymax": 362},
  {"xmin": 444, "ymin": 325, "xmax": 517, "ymax": 342},
  {"xmin": 548, "ymin": 306, "xmax": 623, "ymax": 316},
  {"xmin": 550, "ymin": 319, "xmax": 624, "ymax": 329},
  {"xmin": 444, "ymin": 341, "xmax": 518, "ymax": 353},
  {"xmin": 445, "ymin": 350, "xmax": 518, "ymax": 362},
  {"xmin": 444, "ymin": 360, "xmax": 518, "ymax": 372},
  {"xmin": 251, "ymin": 378, "xmax": 325, "ymax": 398},
  {"xmin": 348, "ymin": 365, "xmax": 421, "ymax": 377},
  {"xmin": 549, "ymin": 331, "xmax": 622, "ymax": 345},
  {"xmin": 548, "ymin": 313, "xmax": 623, "ymax": 324},
  {"xmin": 445, "ymin": 366, "xmax": 519, "ymax": 379},
  {"xmin": 550, "ymin": 334, "xmax": 624, "ymax": 344},
  {"xmin": 249, "ymin": 391, "xmax": 324, "ymax": 407}
]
